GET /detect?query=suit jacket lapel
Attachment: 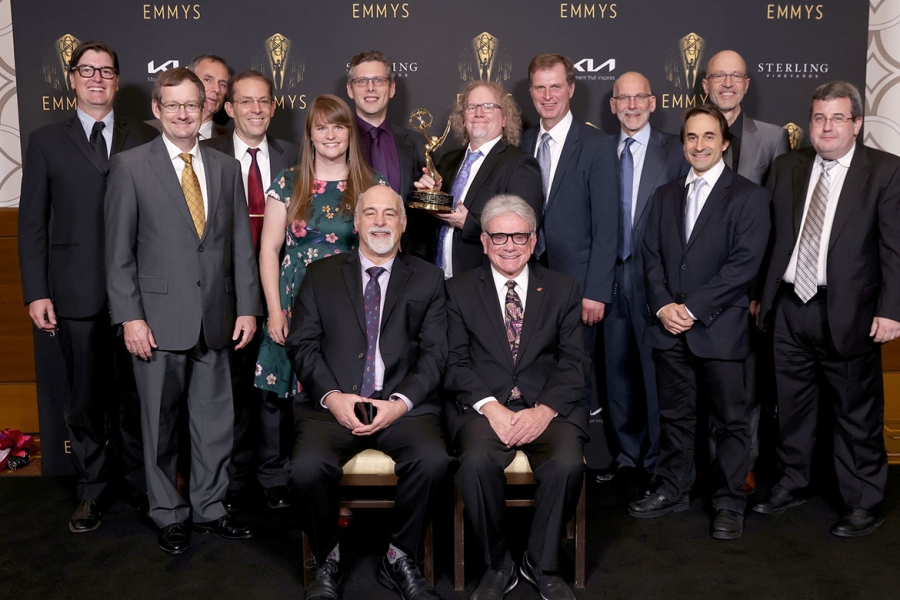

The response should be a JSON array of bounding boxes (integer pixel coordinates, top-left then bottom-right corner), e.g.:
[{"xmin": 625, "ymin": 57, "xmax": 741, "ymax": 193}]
[
  {"xmin": 791, "ymin": 154, "xmax": 815, "ymax": 239},
  {"xmin": 342, "ymin": 254, "xmax": 367, "ymax": 335},
  {"xmin": 200, "ymin": 146, "xmax": 222, "ymax": 242},
  {"xmin": 148, "ymin": 138, "xmax": 197, "ymax": 234},
  {"xmin": 65, "ymin": 114, "xmax": 105, "ymax": 174},
  {"xmin": 738, "ymin": 116, "xmax": 761, "ymax": 180},
  {"xmin": 674, "ymin": 177, "xmax": 688, "ymax": 249},
  {"xmin": 685, "ymin": 168, "xmax": 732, "ymax": 251},
  {"xmin": 546, "ymin": 125, "xmax": 579, "ymax": 213},
  {"xmin": 828, "ymin": 144, "xmax": 869, "ymax": 252},
  {"xmin": 637, "ymin": 129, "xmax": 666, "ymax": 227},
  {"xmin": 268, "ymin": 136, "xmax": 291, "ymax": 175},
  {"xmin": 478, "ymin": 268, "xmax": 515, "ymax": 369},
  {"xmin": 111, "ymin": 118, "xmax": 130, "ymax": 155},
  {"xmin": 394, "ymin": 127, "xmax": 415, "ymax": 198},
  {"xmin": 516, "ymin": 267, "xmax": 545, "ymax": 363},
  {"xmin": 463, "ymin": 143, "xmax": 504, "ymax": 208},
  {"xmin": 381, "ymin": 254, "xmax": 410, "ymax": 327}
]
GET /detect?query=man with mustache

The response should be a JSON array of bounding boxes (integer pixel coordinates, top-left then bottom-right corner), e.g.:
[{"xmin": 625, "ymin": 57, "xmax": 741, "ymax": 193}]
[{"xmin": 286, "ymin": 184, "xmax": 451, "ymax": 600}]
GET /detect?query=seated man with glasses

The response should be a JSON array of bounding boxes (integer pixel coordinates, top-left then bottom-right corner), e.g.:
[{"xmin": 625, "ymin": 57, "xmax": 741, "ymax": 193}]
[
  {"xmin": 444, "ymin": 194, "xmax": 588, "ymax": 600},
  {"xmin": 413, "ymin": 82, "xmax": 543, "ymax": 278}
]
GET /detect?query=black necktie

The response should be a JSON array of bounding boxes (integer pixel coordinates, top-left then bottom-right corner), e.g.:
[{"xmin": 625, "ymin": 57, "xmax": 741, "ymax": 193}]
[{"xmin": 91, "ymin": 121, "xmax": 109, "ymax": 172}]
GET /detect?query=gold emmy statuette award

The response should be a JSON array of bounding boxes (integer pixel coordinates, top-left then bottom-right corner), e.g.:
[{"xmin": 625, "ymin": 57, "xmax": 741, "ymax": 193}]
[{"xmin": 408, "ymin": 108, "xmax": 455, "ymax": 213}]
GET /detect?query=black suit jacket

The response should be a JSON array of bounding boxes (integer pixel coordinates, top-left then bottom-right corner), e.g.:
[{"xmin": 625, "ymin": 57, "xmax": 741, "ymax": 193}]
[
  {"xmin": 758, "ymin": 144, "xmax": 900, "ymax": 356},
  {"xmin": 610, "ymin": 126, "xmax": 688, "ymax": 309},
  {"xmin": 642, "ymin": 166, "xmax": 770, "ymax": 360},
  {"xmin": 443, "ymin": 263, "xmax": 588, "ymax": 440},
  {"xmin": 202, "ymin": 134, "xmax": 300, "ymax": 185},
  {"xmin": 520, "ymin": 120, "xmax": 618, "ymax": 303},
  {"xmin": 285, "ymin": 251, "xmax": 447, "ymax": 417},
  {"xmin": 392, "ymin": 124, "xmax": 427, "ymax": 202},
  {"xmin": 18, "ymin": 114, "xmax": 159, "ymax": 318},
  {"xmin": 413, "ymin": 141, "xmax": 543, "ymax": 272}
]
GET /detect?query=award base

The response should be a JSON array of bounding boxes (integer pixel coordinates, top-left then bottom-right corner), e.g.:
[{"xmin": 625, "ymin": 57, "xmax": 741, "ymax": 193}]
[{"xmin": 409, "ymin": 190, "xmax": 454, "ymax": 213}]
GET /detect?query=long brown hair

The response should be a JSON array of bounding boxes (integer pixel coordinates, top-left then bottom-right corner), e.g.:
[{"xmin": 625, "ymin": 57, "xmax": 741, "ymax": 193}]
[{"xmin": 287, "ymin": 94, "xmax": 375, "ymax": 223}]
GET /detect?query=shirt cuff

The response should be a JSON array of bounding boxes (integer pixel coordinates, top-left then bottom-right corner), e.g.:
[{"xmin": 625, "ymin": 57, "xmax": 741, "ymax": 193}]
[
  {"xmin": 684, "ymin": 306, "xmax": 697, "ymax": 320},
  {"xmin": 473, "ymin": 397, "xmax": 499, "ymax": 414},
  {"xmin": 389, "ymin": 393, "xmax": 414, "ymax": 412},
  {"xmin": 320, "ymin": 390, "xmax": 341, "ymax": 409}
]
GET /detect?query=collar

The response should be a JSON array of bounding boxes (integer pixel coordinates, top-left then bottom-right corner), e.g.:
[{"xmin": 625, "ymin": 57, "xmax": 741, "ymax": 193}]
[
  {"xmin": 76, "ymin": 108, "xmax": 114, "ymax": 137},
  {"xmin": 359, "ymin": 251, "xmax": 396, "ymax": 275},
  {"xmin": 620, "ymin": 123, "xmax": 651, "ymax": 148},
  {"xmin": 162, "ymin": 134, "xmax": 200, "ymax": 162},
  {"xmin": 539, "ymin": 110, "xmax": 573, "ymax": 144},
  {"xmin": 818, "ymin": 144, "xmax": 856, "ymax": 169},
  {"xmin": 468, "ymin": 135, "xmax": 502, "ymax": 156},
  {"xmin": 685, "ymin": 158, "xmax": 726, "ymax": 189},
  {"xmin": 198, "ymin": 120, "xmax": 214, "ymax": 140},
  {"xmin": 233, "ymin": 133, "xmax": 269, "ymax": 159},
  {"xmin": 355, "ymin": 114, "xmax": 392, "ymax": 137},
  {"xmin": 490, "ymin": 263, "xmax": 529, "ymax": 294}
]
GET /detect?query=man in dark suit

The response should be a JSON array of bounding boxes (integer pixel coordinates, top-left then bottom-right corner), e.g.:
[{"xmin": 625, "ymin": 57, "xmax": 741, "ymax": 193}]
[
  {"xmin": 520, "ymin": 53, "xmax": 618, "ymax": 409},
  {"xmin": 703, "ymin": 50, "xmax": 791, "ymax": 491},
  {"xmin": 444, "ymin": 194, "xmax": 587, "ymax": 600},
  {"xmin": 628, "ymin": 105, "xmax": 769, "ymax": 540},
  {"xmin": 285, "ymin": 184, "xmax": 451, "ymax": 600},
  {"xmin": 601, "ymin": 71, "xmax": 688, "ymax": 484},
  {"xmin": 18, "ymin": 40, "xmax": 158, "ymax": 533},
  {"xmin": 413, "ymin": 81, "xmax": 543, "ymax": 278},
  {"xmin": 753, "ymin": 81, "xmax": 900, "ymax": 537},
  {"xmin": 105, "ymin": 67, "xmax": 261, "ymax": 554},
  {"xmin": 204, "ymin": 70, "xmax": 300, "ymax": 513}
]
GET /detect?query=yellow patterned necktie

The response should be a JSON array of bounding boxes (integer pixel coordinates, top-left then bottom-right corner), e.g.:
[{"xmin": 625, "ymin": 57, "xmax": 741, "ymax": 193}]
[{"xmin": 179, "ymin": 152, "xmax": 205, "ymax": 238}]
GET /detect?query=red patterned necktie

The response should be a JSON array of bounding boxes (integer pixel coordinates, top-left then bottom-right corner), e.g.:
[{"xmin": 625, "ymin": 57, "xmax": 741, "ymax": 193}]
[{"xmin": 247, "ymin": 147, "xmax": 265, "ymax": 254}]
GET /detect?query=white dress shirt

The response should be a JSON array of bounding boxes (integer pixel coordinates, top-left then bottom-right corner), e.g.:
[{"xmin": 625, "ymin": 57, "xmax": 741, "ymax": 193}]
[
  {"xmin": 783, "ymin": 145, "xmax": 856, "ymax": 286},
  {"xmin": 161, "ymin": 135, "xmax": 208, "ymax": 215},
  {"xmin": 198, "ymin": 120, "xmax": 214, "ymax": 141}
]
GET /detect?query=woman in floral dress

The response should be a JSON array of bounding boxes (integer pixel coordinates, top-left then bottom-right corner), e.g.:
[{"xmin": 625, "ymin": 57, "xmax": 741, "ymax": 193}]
[{"xmin": 255, "ymin": 95, "xmax": 380, "ymax": 398}]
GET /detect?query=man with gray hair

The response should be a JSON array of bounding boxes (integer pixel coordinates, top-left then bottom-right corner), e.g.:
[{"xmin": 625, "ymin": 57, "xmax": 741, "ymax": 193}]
[
  {"xmin": 753, "ymin": 81, "xmax": 900, "ymax": 537},
  {"xmin": 444, "ymin": 194, "xmax": 587, "ymax": 600}
]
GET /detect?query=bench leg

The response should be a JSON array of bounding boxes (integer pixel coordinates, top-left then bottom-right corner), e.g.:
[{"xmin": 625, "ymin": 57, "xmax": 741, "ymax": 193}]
[
  {"xmin": 454, "ymin": 488, "xmax": 466, "ymax": 591},
  {"xmin": 424, "ymin": 522, "xmax": 434, "ymax": 585},
  {"xmin": 574, "ymin": 474, "xmax": 586, "ymax": 588}
]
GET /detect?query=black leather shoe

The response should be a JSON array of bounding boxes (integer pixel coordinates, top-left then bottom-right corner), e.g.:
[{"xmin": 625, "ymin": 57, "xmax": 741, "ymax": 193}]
[
  {"xmin": 628, "ymin": 492, "xmax": 689, "ymax": 519},
  {"xmin": 69, "ymin": 500, "xmax": 102, "ymax": 533},
  {"xmin": 158, "ymin": 522, "xmax": 190, "ymax": 554},
  {"xmin": 519, "ymin": 552, "xmax": 574, "ymax": 600},
  {"xmin": 265, "ymin": 486, "xmax": 292, "ymax": 509},
  {"xmin": 192, "ymin": 515, "xmax": 253, "ymax": 539},
  {"xmin": 830, "ymin": 508, "xmax": 884, "ymax": 538},
  {"xmin": 594, "ymin": 463, "xmax": 621, "ymax": 483},
  {"xmin": 470, "ymin": 562, "xmax": 518, "ymax": 599},
  {"xmin": 307, "ymin": 558, "xmax": 342, "ymax": 600},
  {"xmin": 223, "ymin": 489, "xmax": 245, "ymax": 513},
  {"xmin": 711, "ymin": 509, "xmax": 744, "ymax": 540},
  {"xmin": 377, "ymin": 554, "xmax": 440, "ymax": 599},
  {"xmin": 752, "ymin": 484, "xmax": 805, "ymax": 515}
]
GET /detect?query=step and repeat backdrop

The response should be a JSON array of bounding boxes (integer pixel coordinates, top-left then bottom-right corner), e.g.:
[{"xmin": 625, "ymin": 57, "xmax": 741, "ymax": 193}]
[{"xmin": 10, "ymin": 0, "xmax": 868, "ymax": 474}]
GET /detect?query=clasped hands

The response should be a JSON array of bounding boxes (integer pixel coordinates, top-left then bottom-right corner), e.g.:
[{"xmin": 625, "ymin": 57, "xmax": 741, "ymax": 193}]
[
  {"xmin": 658, "ymin": 302, "xmax": 695, "ymax": 335},
  {"xmin": 324, "ymin": 391, "xmax": 408, "ymax": 436},
  {"xmin": 481, "ymin": 402, "xmax": 555, "ymax": 447}
]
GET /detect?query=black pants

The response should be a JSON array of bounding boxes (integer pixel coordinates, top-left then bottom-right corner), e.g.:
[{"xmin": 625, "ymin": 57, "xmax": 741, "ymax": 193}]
[
  {"xmin": 454, "ymin": 412, "xmax": 585, "ymax": 573},
  {"xmin": 290, "ymin": 406, "xmax": 451, "ymax": 563},
  {"xmin": 773, "ymin": 290, "xmax": 887, "ymax": 510}
]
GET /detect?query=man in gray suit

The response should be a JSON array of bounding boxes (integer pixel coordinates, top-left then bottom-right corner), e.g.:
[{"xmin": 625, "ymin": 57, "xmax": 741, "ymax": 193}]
[
  {"xmin": 105, "ymin": 67, "xmax": 261, "ymax": 554},
  {"xmin": 600, "ymin": 71, "xmax": 688, "ymax": 487},
  {"xmin": 702, "ymin": 50, "xmax": 790, "ymax": 490}
]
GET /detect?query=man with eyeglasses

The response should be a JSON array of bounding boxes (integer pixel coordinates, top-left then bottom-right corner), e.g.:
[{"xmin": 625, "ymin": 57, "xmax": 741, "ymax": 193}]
[
  {"xmin": 444, "ymin": 194, "xmax": 587, "ymax": 600},
  {"xmin": 702, "ymin": 50, "xmax": 790, "ymax": 496},
  {"xmin": 414, "ymin": 82, "xmax": 542, "ymax": 279},
  {"xmin": 519, "ymin": 54, "xmax": 617, "ymax": 415},
  {"xmin": 19, "ymin": 40, "xmax": 158, "ymax": 534},
  {"xmin": 753, "ymin": 81, "xmax": 900, "ymax": 537},
  {"xmin": 599, "ymin": 71, "xmax": 688, "ymax": 489},
  {"xmin": 203, "ymin": 70, "xmax": 300, "ymax": 514},
  {"xmin": 105, "ymin": 67, "xmax": 261, "ymax": 554}
]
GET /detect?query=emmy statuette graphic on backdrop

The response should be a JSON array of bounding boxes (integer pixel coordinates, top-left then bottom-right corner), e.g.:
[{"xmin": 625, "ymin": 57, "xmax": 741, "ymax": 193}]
[{"xmin": 407, "ymin": 108, "xmax": 454, "ymax": 213}]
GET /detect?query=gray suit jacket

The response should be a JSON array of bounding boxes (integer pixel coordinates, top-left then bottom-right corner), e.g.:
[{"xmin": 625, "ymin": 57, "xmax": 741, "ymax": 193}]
[
  {"xmin": 737, "ymin": 115, "xmax": 790, "ymax": 186},
  {"xmin": 105, "ymin": 136, "xmax": 261, "ymax": 351}
]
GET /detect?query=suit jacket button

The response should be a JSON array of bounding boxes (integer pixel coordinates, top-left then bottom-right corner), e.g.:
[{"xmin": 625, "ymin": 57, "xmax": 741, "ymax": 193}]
[
  {"xmin": 358, "ymin": 352, "xmax": 364, "ymax": 359},
  {"xmin": 196, "ymin": 281, "xmax": 201, "ymax": 287},
  {"xmin": 198, "ymin": 246, "xmax": 204, "ymax": 252},
  {"xmin": 681, "ymin": 264, "xmax": 687, "ymax": 271},
  {"xmin": 352, "ymin": 385, "xmax": 359, "ymax": 391}
]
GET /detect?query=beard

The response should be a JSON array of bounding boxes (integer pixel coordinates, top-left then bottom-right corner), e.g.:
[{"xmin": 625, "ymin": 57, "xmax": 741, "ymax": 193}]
[{"xmin": 365, "ymin": 227, "xmax": 396, "ymax": 255}]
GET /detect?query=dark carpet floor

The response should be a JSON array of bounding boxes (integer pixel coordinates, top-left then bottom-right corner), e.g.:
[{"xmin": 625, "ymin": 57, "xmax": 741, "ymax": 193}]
[{"xmin": 2, "ymin": 469, "xmax": 900, "ymax": 600}]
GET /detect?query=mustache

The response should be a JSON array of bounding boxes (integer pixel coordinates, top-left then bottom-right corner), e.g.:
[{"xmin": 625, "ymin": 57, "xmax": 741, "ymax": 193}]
[{"xmin": 367, "ymin": 227, "xmax": 392, "ymax": 236}]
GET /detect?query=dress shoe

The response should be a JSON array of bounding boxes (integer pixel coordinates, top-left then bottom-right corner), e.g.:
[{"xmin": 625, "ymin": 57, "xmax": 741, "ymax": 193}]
[
  {"xmin": 594, "ymin": 463, "xmax": 621, "ymax": 483},
  {"xmin": 158, "ymin": 522, "xmax": 190, "ymax": 554},
  {"xmin": 628, "ymin": 492, "xmax": 689, "ymax": 519},
  {"xmin": 752, "ymin": 484, "xmax": 805, "ymax": 515},
  {"xmin": 223, "ymin": 489, "xmax": 245, "ymax": 513},
  {"xmin": 830, "ymin": 508, "xmax": 884, "ymax": 538},
  {"xmin": 376, "ymin": 554, "xmax": 440, "ymax": 600},
  {"xmin": 470, "ymin": 563, "xmax": 518, "ymax": 600},
  {"xmin": 265, "ymin": 485, "xmax": 292, "ymax": 509},
  {"xmin": 306, "ymin": 558, "xmax": 342, "ymax": 600},
  {"xmin": 192, "ymin": 515, "xmax": 253, "ymax": 539},
  {"xmin": 711, "ymin": 509, "xmax": 744, "ymax": 540},
  {"xmin": 124, "ymin": 489, "xmax": 150, "ymax": 514},
  {"xmin": 519, "ymin": 552, "xmax": 575, "ymax": 600},
  {"xmin": 69, "ymin": 499, "xmax": 102, "ymax": 533}
]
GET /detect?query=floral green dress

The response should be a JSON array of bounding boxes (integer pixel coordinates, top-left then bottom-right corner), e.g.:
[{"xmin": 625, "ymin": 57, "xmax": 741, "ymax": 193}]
[{"xmin": 254, "ymin": 169, "xmax": 359, "ymax": 398}]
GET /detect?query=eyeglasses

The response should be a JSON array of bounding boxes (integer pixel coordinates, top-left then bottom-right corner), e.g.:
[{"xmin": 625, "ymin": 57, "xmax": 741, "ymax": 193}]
[
  {"xmin": 612, "ymin": 94, "xmax": 653, "ymax": 105},
  {"xmin": 811, "ymin": 114, "xmax": 856, "ymax": 126},
  {"xmin": 71, "ymin": 64, "xmax": 118, "ymax": 79},
  {"xmin": 233, "ymin": 98, "xmax": 273, "ymax": 108},
  {"xmin": 706, "ymin": 72, "xmax": 748, "ymax": 83},
  {"xmin": 464, "ymin": 102, "xmax": 501, "ymax": 114},
  {"xmin": 349, "ymin": 76, "xmax": 391, "ymax": 88},
  {"xmin": 159, "ymin": 102, "xmax": 202, "ymax": 113},
  {"xmin": 485, "ymin": 231, "xmax": 533, "ymax": 245}
]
